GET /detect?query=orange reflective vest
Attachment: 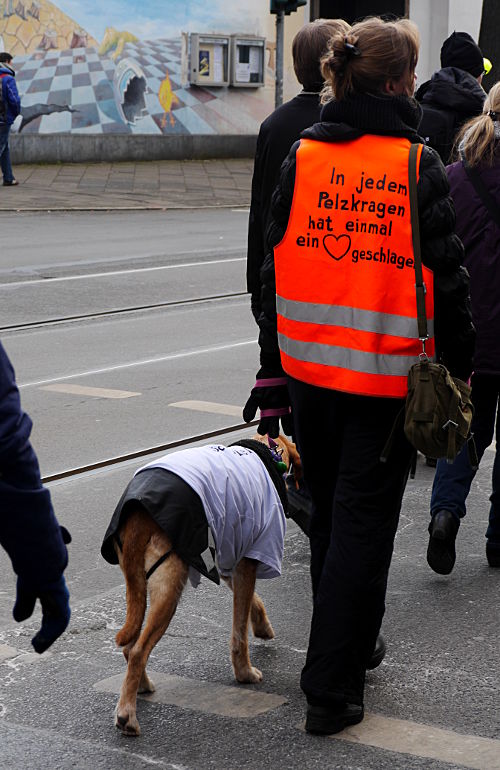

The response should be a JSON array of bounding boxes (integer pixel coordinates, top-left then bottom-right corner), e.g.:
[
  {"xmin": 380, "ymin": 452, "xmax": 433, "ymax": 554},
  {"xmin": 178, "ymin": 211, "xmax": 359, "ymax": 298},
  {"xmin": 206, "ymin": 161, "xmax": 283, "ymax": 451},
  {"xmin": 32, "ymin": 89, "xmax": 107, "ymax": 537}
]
[{"xmin": 274, "ymin": 135, "xmax": 435, "ymax": 398}]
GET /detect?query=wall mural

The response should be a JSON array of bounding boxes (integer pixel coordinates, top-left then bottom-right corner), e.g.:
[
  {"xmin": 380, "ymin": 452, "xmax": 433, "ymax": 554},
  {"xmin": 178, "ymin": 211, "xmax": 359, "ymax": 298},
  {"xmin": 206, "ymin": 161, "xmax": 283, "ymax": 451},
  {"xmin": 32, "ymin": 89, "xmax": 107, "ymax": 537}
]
[{"xmin": 0, "ymin": 0, "xmax": 276, "ymax": 134}]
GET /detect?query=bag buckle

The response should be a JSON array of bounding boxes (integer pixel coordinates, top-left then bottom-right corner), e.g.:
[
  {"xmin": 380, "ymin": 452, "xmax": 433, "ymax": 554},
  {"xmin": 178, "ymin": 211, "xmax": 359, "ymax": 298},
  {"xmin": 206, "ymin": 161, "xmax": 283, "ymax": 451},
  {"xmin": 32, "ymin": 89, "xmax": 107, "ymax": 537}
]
[{"xmin": 419, "ymin": 337, "xmax": 429, "ymax": 360}]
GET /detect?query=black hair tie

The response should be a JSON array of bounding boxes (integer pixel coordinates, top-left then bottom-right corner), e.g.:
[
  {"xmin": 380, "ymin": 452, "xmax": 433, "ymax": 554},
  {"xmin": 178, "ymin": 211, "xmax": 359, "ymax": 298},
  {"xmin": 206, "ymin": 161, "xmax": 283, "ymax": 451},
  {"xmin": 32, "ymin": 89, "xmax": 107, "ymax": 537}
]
[
  {"xmin": 489, "ymin": 110, "xmax": 498, "ymax": 121},
  {"xmin": 344, "ymin": 40, "xmax": 361, "ymax": 58}
]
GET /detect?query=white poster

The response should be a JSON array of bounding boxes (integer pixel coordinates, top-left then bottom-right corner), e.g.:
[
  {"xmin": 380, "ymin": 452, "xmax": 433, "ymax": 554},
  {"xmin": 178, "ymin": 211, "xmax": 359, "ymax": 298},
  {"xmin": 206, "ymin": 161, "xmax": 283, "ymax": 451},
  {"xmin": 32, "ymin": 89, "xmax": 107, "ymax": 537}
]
[
  {"xmin": 213, "ymin": 44, "xmax": 224, "ymax": 82},
  {"xmin": 236, "ymin": 61, "xmax": 250, "ymax": 82},
  {"xmin": 249, "ymin": 46, "xmax": 261, "ymax": 76}
]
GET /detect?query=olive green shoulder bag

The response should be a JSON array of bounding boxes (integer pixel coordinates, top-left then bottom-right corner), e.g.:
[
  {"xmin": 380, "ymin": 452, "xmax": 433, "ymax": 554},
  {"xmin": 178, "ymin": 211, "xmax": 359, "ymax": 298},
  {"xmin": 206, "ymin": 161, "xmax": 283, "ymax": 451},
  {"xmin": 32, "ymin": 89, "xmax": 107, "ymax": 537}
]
[{"xmin": 403, "ymin": 143, "xmax": 474, "ymax": 463}]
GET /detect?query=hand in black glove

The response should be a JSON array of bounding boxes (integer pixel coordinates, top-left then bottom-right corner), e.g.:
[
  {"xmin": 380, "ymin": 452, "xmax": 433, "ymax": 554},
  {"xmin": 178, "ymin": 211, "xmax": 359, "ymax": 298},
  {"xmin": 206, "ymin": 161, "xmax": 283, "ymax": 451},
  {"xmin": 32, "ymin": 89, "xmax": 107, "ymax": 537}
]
[
  {"xmin": 243, "ymin": 368, "xmax": 293, "ymax": 438},
  {"xmin": 13, "ymin": 574, "xmax": 71, "ymax": 654}
]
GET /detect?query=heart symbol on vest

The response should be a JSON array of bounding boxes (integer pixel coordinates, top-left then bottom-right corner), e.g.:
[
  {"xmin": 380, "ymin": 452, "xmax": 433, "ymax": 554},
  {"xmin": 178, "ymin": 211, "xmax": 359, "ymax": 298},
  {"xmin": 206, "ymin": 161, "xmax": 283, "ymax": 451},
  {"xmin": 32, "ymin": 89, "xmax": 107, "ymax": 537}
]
[{"xmin": 323, "ymin": 234, "xmax": 351, "ymax": 261}]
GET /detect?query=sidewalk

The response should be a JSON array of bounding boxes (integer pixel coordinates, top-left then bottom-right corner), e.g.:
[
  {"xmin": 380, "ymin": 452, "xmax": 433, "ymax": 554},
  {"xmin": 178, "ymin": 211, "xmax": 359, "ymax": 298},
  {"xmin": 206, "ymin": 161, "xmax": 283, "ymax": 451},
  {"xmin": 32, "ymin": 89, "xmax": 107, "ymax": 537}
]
[{"xmin": 0, "ymin": 159, "xmax": 254, "ymax": 211}]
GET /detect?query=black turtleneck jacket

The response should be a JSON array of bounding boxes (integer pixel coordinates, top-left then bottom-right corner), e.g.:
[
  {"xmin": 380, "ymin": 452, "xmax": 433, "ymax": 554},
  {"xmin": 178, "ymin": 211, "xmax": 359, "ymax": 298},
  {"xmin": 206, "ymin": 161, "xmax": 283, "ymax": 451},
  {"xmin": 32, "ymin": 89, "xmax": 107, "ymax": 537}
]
[
  {"xmin": 255, "ymin": 92, "xmax": 475, "ymax": 385},
  {"xmin": 247, "ymin": 91, "xmax": 323, "ymax": 322}
]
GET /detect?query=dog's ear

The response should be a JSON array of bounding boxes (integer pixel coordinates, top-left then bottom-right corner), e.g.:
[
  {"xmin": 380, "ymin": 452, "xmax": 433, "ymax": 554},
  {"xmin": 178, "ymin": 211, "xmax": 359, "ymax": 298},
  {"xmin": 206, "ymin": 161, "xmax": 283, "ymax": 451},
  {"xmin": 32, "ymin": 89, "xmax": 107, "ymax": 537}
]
[{"xmin": 279, "ymin": 435, "xmax": 303, "ymax": 486}]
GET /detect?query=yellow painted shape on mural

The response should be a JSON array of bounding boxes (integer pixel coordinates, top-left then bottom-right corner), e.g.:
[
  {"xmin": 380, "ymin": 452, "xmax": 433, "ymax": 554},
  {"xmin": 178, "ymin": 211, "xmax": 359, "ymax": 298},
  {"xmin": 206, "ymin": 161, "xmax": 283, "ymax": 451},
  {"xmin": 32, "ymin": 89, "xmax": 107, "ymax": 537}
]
[
  {"xmin": 99, "ymin": 26, "xmax": 139, "ymax": 60},
  {"xmin": 159, "ymin": 69, "xmax": 180, "ymax": 128}
]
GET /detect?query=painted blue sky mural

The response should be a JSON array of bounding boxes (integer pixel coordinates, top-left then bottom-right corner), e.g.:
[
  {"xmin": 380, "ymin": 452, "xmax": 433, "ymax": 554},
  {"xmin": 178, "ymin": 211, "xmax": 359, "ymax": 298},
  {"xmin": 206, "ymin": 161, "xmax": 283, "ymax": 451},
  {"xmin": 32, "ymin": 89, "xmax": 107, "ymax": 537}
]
[{"xmin": 56, "ymin": 0, "xmax": 259, "ymax": 42}]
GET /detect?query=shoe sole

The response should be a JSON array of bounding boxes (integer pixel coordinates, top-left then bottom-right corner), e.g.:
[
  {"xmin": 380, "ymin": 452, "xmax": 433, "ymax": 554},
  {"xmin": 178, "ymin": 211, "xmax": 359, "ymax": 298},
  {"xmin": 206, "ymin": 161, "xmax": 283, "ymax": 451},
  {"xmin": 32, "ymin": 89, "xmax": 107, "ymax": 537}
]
[
  {"xmin": 427, "ymin": 534, "xmax": 455, "ymax": 575},
  {"xmin": 305, "ymin": 707, "xmax": 364, "ymax": 735}
]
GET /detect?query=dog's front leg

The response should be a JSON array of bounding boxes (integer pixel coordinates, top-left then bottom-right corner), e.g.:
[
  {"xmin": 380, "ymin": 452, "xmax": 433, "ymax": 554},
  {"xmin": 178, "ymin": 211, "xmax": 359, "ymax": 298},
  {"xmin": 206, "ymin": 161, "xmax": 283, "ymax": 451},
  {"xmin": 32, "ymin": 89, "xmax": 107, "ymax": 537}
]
[{"xmin": 230, "ymin": 558, "xmax": 262, "ymax": 683}]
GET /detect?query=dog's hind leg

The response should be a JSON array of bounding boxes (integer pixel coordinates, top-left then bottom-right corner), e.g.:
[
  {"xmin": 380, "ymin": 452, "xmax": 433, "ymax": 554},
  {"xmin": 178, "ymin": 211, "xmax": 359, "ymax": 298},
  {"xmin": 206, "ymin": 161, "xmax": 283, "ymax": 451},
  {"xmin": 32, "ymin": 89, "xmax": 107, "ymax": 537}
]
[
  {"xmin": 250, "ymin": 592, "xmax": 275, "ymax": 640},
  {"xmin": 115, "ymin": 538, "xmax": 188, "ymax": 736},
  {"xmin": 230, "ymin": 557, "xmax": 263, "ymax": 683},
  {"xmin": 122, "ymin": 642, "xmax": 155, "ymax": 694},
  {"xmin": 115, "ymin": 509, "xmax": 156, "ymax": 649},
  {"xmin": 222, "ymin": 575, "xmax": 274, "ymax": 641}
]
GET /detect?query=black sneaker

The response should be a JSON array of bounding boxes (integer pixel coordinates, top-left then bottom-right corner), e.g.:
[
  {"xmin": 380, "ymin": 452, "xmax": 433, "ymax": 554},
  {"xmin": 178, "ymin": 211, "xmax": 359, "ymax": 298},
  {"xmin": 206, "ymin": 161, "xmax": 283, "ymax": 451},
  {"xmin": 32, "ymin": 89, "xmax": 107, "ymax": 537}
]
[
  {"xmin": 305, "ymin": 702, "xmax": 364, "ymax": 735},
  {"xmin": 427, "ymin": 510, "xmax": 460, "ymax": 574}
]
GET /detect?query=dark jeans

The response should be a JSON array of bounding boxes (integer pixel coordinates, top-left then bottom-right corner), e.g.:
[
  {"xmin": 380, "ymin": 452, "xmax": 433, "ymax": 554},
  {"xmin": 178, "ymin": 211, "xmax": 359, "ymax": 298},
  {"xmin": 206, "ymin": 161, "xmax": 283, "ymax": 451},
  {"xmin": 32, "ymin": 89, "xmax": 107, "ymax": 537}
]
[
  {"xmin": 0, "ymin": 123, "xmax": 13, "ymax": 183},
  {"xmin": 430, "ymin": 373, "xmax": 500, "ymax": 542},
  {"xmin": 288, "ymin": 377, "xmax": 413, "ymax": 707}
]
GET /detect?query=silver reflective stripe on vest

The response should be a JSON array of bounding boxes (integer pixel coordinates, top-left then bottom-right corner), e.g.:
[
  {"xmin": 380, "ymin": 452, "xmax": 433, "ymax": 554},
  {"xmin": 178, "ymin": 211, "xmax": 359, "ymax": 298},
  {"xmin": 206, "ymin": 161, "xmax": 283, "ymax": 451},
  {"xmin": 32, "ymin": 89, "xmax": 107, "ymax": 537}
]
[
  {"xmin": 276, "ymin": 295, "xmax": 434, "ymax": 339},
  {"xmin": 278, "ymin": 333, "xmax": 418, "ymax": 377}
]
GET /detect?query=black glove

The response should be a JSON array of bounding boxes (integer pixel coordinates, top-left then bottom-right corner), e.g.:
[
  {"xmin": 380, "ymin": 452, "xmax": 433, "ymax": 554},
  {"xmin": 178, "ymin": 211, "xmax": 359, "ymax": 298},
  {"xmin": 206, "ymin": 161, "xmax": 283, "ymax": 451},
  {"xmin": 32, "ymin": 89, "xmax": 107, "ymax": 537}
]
[
  {"xmin": 243, "ymin": 368, "xmax": 293, "ymax": 438},
  {"xmin": 13, "ymin": 574, "xmax": 71, "ymax": 654}
]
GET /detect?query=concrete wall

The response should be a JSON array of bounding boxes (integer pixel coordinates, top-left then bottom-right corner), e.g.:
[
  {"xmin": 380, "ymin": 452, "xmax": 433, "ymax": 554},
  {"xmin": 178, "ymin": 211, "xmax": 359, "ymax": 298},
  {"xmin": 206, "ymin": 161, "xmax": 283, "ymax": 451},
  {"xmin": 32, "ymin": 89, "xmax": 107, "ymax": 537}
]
[{"xmin": 9, "ymin": 132, "xmax": 258, "ymax": 163}]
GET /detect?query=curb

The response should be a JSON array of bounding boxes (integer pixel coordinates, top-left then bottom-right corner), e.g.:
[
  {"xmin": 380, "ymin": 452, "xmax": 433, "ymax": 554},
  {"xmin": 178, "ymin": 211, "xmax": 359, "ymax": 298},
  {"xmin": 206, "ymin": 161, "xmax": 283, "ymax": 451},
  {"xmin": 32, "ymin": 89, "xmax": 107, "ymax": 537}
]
[{"xmin": 0, "ymin": 202, "xmax": 250, "ymax": 213}]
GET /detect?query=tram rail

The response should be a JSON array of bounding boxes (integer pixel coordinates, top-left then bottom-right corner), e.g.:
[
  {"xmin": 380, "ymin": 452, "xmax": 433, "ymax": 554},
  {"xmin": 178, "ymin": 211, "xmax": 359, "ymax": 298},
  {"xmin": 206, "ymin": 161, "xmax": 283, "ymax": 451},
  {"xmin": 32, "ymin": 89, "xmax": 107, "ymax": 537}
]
[
  {"xmin": 0, "ymin": 291, "xmax": 247, "ymax": 333},
  {"xmin": 41, "ymin": 420, "xmax": 257, "ymax": 484}
]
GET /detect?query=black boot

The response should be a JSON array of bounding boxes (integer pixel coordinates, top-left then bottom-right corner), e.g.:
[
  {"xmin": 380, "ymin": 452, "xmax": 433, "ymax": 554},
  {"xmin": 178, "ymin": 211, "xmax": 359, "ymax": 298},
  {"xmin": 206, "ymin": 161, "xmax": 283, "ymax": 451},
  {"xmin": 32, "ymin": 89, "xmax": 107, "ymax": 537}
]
[
  {"xmin": 427, "ymin": 510, "xmax": 460, "ymax": 575},
  {"xmin": 305, "ymin": 702, "xmax": 364, "ymax": 735},
  {"xmin": 486, "ymin": 540, "xmax": 500, "ymax": 568}
]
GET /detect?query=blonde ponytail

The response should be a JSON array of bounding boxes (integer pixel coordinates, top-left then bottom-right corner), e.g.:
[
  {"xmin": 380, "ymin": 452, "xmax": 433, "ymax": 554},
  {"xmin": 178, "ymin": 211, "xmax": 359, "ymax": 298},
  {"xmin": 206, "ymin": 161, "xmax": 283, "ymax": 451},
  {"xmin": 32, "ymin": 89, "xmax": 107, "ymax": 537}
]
[{"xmin": 456, "ymin": 81, "xmax": 500, "ymax": 167}]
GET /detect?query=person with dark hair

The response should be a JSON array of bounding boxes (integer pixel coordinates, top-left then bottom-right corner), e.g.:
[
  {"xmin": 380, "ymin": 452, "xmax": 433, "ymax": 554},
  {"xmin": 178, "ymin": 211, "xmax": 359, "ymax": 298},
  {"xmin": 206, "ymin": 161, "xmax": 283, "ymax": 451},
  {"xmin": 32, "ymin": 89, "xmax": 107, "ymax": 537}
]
[
  {"xmin": 244, "ymin": 16, "xmax": 474, "ymax": 735},
  {"xmin": 0, "ymin": 51, "xmax": 20, "ymax": 186},
  {"xmin": 246, "ymin": 18, "xmax": 350, "ymax": 533},
  {"xmin": 0, "ymin": 341, "xmax": 71, "ymax": 653},
  {"xmin": 416, "ymin": 31, "xmax": 489, "ymax": 164},
  {"xmin": 427, "ymin": 82, "xmax": 500, "ymax": 575}
]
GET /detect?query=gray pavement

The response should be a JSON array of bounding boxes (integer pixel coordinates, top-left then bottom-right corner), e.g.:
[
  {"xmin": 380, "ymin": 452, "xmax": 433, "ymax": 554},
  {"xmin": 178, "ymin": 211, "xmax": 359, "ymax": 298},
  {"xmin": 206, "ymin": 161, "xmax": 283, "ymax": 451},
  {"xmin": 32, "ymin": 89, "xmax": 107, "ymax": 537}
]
[
  {"xmin": 1, "ymin": 449, "xmax": 500, "ymax": 770},
  {"xmin": 0, "ymin": 159, "xmax": 253, "ymax": 211}
]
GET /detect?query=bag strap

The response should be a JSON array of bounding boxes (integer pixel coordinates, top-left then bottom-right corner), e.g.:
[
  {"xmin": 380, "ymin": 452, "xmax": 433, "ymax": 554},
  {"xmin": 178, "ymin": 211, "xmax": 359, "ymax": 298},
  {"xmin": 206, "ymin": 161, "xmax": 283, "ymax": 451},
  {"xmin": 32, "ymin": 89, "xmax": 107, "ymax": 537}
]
[
  {"xmin": 408, "ymin": 144, "xmax": 428, "ymax": 344},
  {"xmin": 463, "ymin": 159, "xmax": 500, "ymax": 231}
]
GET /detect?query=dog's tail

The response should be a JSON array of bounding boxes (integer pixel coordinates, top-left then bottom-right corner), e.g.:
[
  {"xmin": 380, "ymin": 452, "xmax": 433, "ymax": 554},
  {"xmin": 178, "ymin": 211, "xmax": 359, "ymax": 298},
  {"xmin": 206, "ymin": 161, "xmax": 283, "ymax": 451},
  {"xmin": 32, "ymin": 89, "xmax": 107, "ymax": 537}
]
[{"xmin": 115, "ymin": 510, "xmax": 153, "ymax": 648}]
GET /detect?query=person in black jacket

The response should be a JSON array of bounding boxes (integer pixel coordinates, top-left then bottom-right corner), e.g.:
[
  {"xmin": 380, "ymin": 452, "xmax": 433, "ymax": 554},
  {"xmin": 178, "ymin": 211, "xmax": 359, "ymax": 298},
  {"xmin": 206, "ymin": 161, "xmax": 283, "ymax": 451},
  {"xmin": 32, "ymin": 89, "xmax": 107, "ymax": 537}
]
[
  {"xmin": 244, "ymin": 16, "xmax": 474, "ymax": 736},
  {"xmin": 416, "ymin": 31, "xmax": 488, "ymax": 164},
  {"xmin": 0, "ymin": 341, "xmax": 71, "ymax": 653},
  {"xmin": 247, "ymin": 18, "xmax": 350, "ymax": 325}
]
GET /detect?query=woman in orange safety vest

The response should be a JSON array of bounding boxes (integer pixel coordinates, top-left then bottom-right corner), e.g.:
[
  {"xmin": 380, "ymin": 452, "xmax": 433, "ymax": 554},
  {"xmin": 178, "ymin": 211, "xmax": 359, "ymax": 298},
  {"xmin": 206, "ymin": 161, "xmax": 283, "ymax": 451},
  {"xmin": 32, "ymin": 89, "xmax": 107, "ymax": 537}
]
[{"xmin": 243, "ymin": 16, "xmax": 475, "ymax": 735}]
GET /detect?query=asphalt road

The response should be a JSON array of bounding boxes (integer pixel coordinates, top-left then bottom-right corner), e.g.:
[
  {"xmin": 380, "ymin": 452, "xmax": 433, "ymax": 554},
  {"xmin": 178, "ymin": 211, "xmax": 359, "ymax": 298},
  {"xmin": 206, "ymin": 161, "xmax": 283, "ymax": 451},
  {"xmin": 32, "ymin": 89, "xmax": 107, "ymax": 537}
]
[{"xmin": 1, "ymin": 209, "xmax": 500, "ymax": 770}]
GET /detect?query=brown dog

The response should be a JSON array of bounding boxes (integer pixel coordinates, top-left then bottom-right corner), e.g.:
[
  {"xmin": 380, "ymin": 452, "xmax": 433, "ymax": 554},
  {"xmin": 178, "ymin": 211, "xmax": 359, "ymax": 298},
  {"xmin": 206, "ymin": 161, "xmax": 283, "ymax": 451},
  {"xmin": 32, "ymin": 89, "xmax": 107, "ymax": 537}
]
[{"xmin": 101, "ymin": 434, "xmax": 301, "ymax": 736}]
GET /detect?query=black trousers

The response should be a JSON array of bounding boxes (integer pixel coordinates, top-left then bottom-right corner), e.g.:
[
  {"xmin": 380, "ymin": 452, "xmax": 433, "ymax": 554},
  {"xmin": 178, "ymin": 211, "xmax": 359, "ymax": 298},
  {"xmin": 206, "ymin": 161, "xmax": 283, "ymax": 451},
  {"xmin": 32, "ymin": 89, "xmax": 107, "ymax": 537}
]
[{"xmin": 287, "ymin": 377, "xmax": 413, "ymax": 707}]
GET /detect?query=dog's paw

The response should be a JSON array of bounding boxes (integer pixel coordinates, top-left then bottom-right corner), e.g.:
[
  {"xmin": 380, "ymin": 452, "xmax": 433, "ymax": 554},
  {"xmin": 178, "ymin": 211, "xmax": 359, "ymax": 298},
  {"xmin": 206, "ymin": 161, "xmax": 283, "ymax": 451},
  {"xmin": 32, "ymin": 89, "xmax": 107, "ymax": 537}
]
[
  {"xmin": 115, "ymin": 705, "xmax": 141, "ymax": 736},
  {"xmin": 235, "ymin": 665, "xmax": 263, "ymax": 684},
  {"xmin": 253, "ymin": 621, "xmax": 275, "ymax": 640}
]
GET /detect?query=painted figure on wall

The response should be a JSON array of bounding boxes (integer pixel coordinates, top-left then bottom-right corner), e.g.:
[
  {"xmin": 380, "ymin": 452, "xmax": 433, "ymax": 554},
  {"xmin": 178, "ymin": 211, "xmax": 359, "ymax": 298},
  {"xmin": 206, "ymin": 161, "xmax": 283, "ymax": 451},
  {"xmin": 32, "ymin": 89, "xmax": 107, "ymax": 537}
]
[{"xmin": 0, "ymin": 0, "xmax": 276, "ymax": 135}]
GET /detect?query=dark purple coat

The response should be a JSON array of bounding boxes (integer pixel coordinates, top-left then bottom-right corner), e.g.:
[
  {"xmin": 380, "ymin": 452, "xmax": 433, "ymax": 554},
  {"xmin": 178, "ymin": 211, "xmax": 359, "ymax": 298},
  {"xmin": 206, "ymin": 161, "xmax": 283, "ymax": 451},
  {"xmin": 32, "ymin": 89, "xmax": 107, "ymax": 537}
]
[{"xmin": 447, "ymin": 158, "xmax": 500, "ymax": 375}]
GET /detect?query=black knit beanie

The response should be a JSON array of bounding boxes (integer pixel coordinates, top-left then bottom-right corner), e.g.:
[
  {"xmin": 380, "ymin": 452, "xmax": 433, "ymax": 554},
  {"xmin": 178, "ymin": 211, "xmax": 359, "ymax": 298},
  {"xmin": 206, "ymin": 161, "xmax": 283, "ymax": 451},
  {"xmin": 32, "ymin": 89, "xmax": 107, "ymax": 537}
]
[{"xmin": 440, "ymin": 31, "xmax": 484, "ymax": 78}]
